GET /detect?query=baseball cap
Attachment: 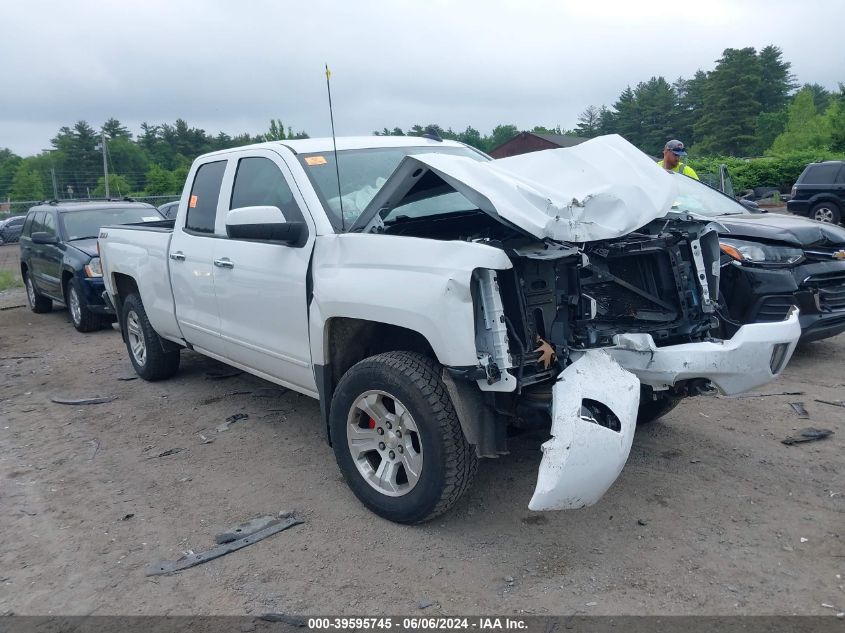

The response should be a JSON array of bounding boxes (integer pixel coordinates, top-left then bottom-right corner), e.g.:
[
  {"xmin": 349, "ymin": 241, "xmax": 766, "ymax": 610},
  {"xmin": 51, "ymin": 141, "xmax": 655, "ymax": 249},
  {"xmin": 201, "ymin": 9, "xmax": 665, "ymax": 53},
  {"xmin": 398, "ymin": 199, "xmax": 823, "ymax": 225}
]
[{"xmin": 664, "ymin": 139, "xmax": 688, "ymax": 156}]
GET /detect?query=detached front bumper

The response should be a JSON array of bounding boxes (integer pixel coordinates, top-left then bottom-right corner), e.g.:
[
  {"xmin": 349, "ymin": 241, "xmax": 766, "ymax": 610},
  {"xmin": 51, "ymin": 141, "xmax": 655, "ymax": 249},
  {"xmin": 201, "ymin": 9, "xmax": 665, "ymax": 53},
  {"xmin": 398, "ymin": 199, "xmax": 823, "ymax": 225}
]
[
  {"xmin": 528, "ymin": 311, "xmax": 801, "ymax": 512},
  {"xmin": 529, "ymin": 350, "xmax": 640, "ymax": 511},
  {"xmin": 605, "ymin": 310, "xmax": 801, "ymax": 396}
]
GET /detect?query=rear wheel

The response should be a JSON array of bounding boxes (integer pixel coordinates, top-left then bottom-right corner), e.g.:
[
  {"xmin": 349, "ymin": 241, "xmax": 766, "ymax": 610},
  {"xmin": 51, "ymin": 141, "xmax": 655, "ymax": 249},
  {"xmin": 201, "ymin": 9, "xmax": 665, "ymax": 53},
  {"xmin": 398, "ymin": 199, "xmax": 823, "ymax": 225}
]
[
  {"xmin": 24, "ymin": 271, "xmax": 52, "ymax": 313},
  {"xmin": 66, "ymin": 279, "xmax": 102, "ymax": 333},
  {"xmin": 121, "ymin": 293, "xmax": 180, "ymax": 381},
  {"xmin": 329, "ymin": 351, "xmax": 477, "ymax": 524},
  {"xmin": 811, "ymin": 202, "xmax": 841, "ymax": 224}
]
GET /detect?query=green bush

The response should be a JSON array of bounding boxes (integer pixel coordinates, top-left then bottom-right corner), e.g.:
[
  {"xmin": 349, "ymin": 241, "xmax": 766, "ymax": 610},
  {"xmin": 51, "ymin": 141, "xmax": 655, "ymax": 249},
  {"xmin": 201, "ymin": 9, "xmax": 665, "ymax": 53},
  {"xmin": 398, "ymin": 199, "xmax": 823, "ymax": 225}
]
[{"xmin": 689, "ymin": 149, "xmax": 845, "ymax": 192}]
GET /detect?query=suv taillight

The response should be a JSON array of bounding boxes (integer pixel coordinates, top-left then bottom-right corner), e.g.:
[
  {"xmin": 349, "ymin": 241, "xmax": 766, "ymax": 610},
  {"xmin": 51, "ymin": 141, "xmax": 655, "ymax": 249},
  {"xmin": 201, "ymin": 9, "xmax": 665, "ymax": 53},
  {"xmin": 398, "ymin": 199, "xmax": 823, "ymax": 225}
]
[{"xmin": 791, "ymin": 185, "xmax": 797, "ymax": 197}]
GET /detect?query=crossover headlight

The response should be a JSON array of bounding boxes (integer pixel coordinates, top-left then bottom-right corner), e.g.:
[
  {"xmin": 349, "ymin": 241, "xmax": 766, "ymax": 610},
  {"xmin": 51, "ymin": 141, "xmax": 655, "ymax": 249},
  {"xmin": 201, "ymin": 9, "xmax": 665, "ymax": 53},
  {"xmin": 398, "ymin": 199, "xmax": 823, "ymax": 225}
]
[
  {"xmin": 720, "ymin": 239, "xmax": 803, "ymax": 265},
  {"xmin": 84, "ymin": 257, "xmax": 103, "ymax": 278}
]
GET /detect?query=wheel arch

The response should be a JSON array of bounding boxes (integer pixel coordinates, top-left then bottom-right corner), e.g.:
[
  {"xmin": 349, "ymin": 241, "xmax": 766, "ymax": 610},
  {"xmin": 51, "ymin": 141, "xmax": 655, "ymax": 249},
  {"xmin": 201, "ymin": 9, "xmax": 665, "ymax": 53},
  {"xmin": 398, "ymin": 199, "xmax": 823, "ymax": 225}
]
[
  {"xmin": 809, "ymin": 194, "xmax": 842, "ymax": 209},
  {"xmin": 316, "ymin": 317, "xmax": 439, "ymax": 444},
  {"xmin": 111, "ymin": 272, "xmax": 140, "ymax": 319}
]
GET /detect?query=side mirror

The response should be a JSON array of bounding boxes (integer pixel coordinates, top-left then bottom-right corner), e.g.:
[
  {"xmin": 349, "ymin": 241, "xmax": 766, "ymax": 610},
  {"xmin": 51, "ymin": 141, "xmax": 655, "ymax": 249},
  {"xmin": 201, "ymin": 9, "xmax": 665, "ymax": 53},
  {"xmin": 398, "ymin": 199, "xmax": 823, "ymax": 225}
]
[
  {"xmin": 225, "ymin": 205, "xmax": 305, "ymax": 245},
  {"xmin": 31, "ymin": 232, "xmax": 58, "ymax": 245}
]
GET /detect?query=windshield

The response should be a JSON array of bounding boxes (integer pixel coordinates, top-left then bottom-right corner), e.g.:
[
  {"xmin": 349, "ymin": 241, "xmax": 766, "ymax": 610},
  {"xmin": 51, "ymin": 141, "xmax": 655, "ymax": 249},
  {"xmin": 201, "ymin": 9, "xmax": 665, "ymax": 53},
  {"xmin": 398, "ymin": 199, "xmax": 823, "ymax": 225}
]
[
  {"xmin": 299, "ymin": 145, "xmax": 487, "ymax": 229},
  {"xmin": 61, "ymin": 207, "xmax": 163, "ymax": 240},
  {"xmin": 669, "ymin": 172, "xmax": 748, "ymax": 217}
]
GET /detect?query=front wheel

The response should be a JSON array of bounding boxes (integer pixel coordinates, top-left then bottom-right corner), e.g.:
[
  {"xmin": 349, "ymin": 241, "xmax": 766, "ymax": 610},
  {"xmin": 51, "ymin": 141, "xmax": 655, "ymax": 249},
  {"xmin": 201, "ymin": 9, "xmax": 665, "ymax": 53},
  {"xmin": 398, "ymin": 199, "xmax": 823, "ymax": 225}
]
[
  {"xmin": 67, "ymin": 279, "xmax": 103, "ymax": 333},
  {"xmin": 811, "ymin": 202, "xmax": 841, "ymax": 224},
  {"xmin": 329, "ymin": 351, "xmax": 477, "ymax": 524},
  {"xmin": 121, "ymin": 293, "xmax": 180, "ymax": 381}
]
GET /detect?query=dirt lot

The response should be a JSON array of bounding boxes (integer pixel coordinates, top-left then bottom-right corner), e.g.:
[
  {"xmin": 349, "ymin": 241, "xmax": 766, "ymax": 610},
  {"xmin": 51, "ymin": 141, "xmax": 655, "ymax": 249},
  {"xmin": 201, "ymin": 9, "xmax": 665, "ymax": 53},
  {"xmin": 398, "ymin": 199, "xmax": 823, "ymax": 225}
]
[{"xmin": 0, "ymin": 241, "xmax": 842, "ymax": 616}]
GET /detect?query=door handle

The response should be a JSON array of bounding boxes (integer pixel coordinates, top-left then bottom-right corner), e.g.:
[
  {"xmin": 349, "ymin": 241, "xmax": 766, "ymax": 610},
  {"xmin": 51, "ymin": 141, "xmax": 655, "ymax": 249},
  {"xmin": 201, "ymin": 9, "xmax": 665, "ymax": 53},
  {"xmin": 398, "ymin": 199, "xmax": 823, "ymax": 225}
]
[
  {"xmin": 169, "ymin": 251, "xmax": 186, "ymax": 262},
  {"xmin": 213, "ymin": 258, "xmax": 234, "ymax": 269}
]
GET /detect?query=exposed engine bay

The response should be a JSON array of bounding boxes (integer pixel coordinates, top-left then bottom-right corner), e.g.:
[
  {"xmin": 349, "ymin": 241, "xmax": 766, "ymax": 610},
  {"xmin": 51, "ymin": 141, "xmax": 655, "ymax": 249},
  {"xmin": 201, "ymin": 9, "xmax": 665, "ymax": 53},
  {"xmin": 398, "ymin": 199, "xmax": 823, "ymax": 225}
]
[{"xmin": 381, "ymin": 208, "xmax": 722, "ymax": 395}]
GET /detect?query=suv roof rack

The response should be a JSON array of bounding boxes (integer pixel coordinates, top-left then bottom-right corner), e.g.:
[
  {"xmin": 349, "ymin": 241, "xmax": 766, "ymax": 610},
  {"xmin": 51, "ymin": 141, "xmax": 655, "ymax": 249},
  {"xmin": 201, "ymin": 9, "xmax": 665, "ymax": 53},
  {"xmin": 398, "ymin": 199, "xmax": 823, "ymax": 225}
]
[{"xmin": 44, "ymin": 196, "xmax": 138, "ymax": 205}]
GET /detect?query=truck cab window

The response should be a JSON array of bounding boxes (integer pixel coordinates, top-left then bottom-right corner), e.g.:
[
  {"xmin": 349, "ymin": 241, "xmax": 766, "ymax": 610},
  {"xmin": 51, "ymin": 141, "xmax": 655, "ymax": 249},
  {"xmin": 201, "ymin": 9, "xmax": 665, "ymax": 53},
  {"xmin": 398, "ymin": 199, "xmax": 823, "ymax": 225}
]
[
  {"xmin": 186, "ymin": 160, "xmax": 227, "ymax": 234},
  {"xmin": 230, "ymin": 157, "xmax": 305, "ymax": 224}
]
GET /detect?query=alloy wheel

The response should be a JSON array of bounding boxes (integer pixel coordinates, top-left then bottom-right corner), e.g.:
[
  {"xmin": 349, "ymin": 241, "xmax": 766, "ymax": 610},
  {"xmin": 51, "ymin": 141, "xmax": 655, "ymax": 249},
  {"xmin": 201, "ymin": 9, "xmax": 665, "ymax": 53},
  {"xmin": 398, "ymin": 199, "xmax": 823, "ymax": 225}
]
[
  {"xmin": 126, "ymin": 310, "xmax": 147, "ymax": 366},
  {"xmin": 69, "ymin": 286, "xmax": 82, "ymax": 326},
  {"xmin": 26, "ymin": 276, "xmax": 36, "ymax": 307},
  {"xmin": 814, "ymin": 206, "xmax": 835, "ymax": 223},
  {"xmin": 346, "ymin": 390, "xmax": 423, "ymax": 497}
]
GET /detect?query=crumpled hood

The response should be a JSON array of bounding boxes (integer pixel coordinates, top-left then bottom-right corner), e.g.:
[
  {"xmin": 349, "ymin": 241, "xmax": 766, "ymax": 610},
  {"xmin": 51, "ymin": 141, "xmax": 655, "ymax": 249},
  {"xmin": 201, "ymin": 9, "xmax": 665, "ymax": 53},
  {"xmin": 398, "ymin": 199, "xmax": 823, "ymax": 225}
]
[
  {"xmin": 357, "ymin": 134, "xmax": 680, "ymax": 242},
  {"xmin": 67, "ymin": 238, "xmax": 98, "ymax": 257},
  {"xmin": 718, "ymin": 213, "xmax": 845, "ymax": 247}
]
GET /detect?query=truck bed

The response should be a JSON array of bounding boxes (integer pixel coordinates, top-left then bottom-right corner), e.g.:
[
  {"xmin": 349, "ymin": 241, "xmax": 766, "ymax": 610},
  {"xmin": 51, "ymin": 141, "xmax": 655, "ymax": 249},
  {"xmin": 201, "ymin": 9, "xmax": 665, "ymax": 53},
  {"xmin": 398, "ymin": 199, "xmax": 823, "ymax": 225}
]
[{"xmin": 99, "ymin": 222, "xmax": 182, "ymax": 342}]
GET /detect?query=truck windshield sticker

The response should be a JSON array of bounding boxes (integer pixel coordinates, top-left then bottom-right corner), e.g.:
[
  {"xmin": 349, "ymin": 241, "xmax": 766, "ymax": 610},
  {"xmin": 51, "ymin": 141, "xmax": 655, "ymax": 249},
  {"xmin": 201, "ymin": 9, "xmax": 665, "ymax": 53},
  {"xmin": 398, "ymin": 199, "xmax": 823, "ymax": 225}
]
[
  {"xmin": 142, "ymin": 216, "xmax": 160, "ymax": 222},
  {"xmin": 189, "ymin": 195, "xmax": 198, "ymax": 208},
  {"xmin": 305, "ymin": 156, "xmax": 327, "ymax": 166}
]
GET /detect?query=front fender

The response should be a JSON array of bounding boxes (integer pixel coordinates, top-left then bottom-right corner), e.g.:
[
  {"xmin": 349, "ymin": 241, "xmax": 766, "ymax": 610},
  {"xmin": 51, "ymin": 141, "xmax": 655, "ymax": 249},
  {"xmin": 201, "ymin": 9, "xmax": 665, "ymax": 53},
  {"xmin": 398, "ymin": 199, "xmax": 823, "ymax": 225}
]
[{"xmin": 309, "ymin": 233, "xmax": 512, "ymax": 367}]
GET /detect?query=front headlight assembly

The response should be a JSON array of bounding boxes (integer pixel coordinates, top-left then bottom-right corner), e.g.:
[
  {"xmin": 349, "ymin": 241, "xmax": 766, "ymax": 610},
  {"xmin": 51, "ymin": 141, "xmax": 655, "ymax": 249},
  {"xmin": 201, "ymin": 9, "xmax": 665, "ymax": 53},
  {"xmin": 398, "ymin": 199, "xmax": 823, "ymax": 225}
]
[
  {"xmin": 84, "ymin": 257, "xmax": 103, "ymax": 278},
  {"xmin": 720, "ymin": 239, "xmax": 803, "ymax": 266}
]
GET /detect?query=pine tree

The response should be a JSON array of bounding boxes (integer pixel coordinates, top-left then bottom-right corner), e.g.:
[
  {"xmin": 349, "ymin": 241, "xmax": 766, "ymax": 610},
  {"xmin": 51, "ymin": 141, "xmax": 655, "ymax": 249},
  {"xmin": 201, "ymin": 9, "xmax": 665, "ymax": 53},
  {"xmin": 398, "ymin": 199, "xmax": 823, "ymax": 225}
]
[
  {"xmin": 757, "ymin": 45, "xmax": 795, "ymax": 113},
  {"xmin": 694, "ymin": 48, "xmax": 762, "ymax": 156},
  {"xmin": 575, "ymin": 106, "xmax": 601, "ymax": 138},
  {"xmin": 634, "ymin": 77, "xmax": 676, "ymax": 154},
  {"xmin": 611, "ymin": 86, "xmax": 642, "ymax": 147}
]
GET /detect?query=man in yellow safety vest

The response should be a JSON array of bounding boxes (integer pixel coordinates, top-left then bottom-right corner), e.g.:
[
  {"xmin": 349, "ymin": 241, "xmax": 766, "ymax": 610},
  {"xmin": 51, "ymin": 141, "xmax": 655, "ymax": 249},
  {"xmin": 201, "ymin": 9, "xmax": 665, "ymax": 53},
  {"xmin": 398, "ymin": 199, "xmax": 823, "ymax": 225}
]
[{"xmin": 658, "ymin": 139, "xmax": 699, "ymax": 180}]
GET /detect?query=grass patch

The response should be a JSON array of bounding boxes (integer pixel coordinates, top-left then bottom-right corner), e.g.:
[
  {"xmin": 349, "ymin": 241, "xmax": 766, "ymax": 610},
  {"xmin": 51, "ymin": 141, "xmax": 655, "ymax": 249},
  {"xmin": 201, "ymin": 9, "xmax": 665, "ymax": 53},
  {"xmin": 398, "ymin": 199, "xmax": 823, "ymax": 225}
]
[{"xmin": 0, "ymin": 270, "xmax": 23, "ymax": 291}]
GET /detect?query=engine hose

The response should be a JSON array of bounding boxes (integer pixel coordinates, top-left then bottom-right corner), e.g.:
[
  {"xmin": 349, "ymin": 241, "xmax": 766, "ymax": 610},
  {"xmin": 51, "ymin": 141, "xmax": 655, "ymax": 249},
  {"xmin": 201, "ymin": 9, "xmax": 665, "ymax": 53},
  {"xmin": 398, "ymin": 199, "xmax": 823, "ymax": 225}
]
[{"xmin": 503, "ymin": 314, "xmax": 527, "ymax": 392}]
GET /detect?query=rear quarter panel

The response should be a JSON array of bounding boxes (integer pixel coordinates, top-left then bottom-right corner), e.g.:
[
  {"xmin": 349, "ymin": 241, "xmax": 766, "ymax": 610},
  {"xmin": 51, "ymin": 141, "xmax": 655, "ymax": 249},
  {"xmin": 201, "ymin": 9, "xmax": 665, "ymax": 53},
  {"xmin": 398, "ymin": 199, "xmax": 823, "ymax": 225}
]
[{"xmin": 100, "ymin": 226, "xmax": 182, "ymax": 341}]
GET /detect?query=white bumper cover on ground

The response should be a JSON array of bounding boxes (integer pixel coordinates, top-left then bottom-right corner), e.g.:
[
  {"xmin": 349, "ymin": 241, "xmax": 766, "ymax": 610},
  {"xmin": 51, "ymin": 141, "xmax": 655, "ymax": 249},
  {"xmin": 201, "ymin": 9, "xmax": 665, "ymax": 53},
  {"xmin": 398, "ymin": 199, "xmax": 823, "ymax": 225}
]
[
  {"xmin": 529, "ymin": 350, "xmax": 640, "ymax": 511},
  {"xmin": 607, "ymin": 310, "xmax": 801, "ymax": 396},
  {"xmin": 529, "ymin": 311, "xmax": 801, "ymax": 512}
]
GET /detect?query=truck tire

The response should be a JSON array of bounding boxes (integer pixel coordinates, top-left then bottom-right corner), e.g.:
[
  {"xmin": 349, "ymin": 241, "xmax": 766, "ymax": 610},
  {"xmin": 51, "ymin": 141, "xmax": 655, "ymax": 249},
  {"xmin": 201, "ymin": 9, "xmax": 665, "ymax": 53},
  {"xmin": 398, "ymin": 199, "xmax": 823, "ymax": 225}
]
[
  {"xmin": 121, "ymin": 293, "xmax": 180, "ymax": 381},
  {"xmin": 24, "ymin": 271, "xmax": 53, "ymax": 313},
  {"xmin": 329, "ymin": 351, "xmax": 478, "ymax": 524},
  {"xmin": 637, "ymin": 392, "xmax": 681, "ymax": 425},
  {"xmin": 811, "ymin": 202, "xmax": 841, "ymax": 224},
  {"xmin": 66, "ymin": 278, "xmax": 103, "ymax": 333}
]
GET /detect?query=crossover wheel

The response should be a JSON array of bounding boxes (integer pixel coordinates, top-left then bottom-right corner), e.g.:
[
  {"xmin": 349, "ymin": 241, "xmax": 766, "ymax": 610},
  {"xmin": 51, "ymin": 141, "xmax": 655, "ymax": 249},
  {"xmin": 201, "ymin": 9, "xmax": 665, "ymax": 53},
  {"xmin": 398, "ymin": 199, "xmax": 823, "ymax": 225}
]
[
  {"xmin": 811, "ymin": 202, "xmax": 841, "ymax": 224},
  {"xmin": 24, "ymin": 271, "xmax": 53, "ymax": 313},
  {"xmin": 66, "ymin": 279, "xmax": 102, "ymax": 333},
  {"xmin": 121, "ymin": 293, "xmax": 180, "ymax": 381},
  {"xmin": 329, "ymin": 351, "xmax": 477, "ymax": 524}
]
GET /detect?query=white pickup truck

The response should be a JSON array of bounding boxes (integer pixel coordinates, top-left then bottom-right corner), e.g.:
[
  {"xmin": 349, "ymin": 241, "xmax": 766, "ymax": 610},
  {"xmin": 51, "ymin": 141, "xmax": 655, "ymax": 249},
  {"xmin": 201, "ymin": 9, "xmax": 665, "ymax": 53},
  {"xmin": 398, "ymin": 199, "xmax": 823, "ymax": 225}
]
[{"xmin": 99, "ymin": 134, "xmax": 801, "ymax": 523}]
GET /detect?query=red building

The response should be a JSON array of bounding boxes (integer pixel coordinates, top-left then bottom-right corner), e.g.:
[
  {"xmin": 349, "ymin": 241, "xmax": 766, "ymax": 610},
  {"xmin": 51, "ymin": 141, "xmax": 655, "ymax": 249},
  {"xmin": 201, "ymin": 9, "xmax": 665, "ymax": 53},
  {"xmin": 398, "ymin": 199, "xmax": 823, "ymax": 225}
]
[{"xmin": 489, "ymin": 132, "xmax": 586, "ymax": 158}]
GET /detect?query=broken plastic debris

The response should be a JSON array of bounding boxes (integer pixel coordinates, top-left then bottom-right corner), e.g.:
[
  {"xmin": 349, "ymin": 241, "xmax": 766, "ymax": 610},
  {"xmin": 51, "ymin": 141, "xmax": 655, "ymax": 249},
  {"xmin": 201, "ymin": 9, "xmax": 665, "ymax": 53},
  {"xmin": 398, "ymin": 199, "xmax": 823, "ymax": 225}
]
[
  {"xmin": 788, "ymin": 402, "xmax": 809, "ymax": 418},
  {"xmin": 51, "ymin": 396, "xmax": 116, "ymax": 405},
  {"xmin": 145, "ymin": 515, "xmax": 302, "ymax": 576},
  {"xmin": 529, "ymin": 350, "xmax": 639, "ymax": 511},
  {"xmin": 781, "ymin": 428, "xmax": 834, "ymax": 445},
  {"xmin": 217, "ymin": 413, "xmax": 249, "ymax": 433}
]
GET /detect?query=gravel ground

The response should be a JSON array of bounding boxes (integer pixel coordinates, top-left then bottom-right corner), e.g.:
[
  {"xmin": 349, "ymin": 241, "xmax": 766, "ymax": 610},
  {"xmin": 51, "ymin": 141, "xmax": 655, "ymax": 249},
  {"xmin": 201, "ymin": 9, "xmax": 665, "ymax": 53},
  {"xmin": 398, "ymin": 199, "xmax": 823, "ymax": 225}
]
[{"xmin": 0, "ymin": 241, "xmax": 842, "ymax": 616}]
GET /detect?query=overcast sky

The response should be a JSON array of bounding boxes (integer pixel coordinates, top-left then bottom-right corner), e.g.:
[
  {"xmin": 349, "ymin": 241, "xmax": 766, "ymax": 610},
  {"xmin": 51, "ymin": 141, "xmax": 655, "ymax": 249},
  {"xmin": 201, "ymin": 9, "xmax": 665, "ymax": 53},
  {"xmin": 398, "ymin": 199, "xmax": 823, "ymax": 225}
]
[{"xmin": 2, "ymin": 0, "xmax": 843, "ymax": 156}]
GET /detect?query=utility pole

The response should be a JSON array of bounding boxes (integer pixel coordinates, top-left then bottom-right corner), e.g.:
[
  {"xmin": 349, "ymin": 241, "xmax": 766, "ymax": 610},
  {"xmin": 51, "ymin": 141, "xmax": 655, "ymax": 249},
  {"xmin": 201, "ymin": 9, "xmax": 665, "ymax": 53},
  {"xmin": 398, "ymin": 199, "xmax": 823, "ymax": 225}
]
[
  {"xmin": 101, "ymin": 132, "xmax": 110, "ymax": 198},
  {"xmin": 42, "ymin": 149, "xmax": 59, "ymax": 199}
]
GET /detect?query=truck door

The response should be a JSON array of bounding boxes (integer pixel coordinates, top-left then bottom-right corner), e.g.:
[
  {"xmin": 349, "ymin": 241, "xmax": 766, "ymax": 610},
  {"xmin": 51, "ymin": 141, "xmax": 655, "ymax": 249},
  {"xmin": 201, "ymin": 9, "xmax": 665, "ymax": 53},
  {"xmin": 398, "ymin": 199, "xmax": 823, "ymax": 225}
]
[
  {"xmin": 168, "ymin": 159, "xmax": 228, "ymax": 356},
  {"xmin": 211, "ymin": 151, "xmax": 317, "ymax": 392}
]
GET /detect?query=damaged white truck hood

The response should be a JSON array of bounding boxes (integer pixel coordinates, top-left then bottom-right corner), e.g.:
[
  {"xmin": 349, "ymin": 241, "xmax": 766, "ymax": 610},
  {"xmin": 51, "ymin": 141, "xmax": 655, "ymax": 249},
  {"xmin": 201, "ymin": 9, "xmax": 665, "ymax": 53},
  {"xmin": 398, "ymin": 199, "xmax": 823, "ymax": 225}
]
[{"xmin": 357, "ymin": 134, "xmax": 680, "ymax": 242}]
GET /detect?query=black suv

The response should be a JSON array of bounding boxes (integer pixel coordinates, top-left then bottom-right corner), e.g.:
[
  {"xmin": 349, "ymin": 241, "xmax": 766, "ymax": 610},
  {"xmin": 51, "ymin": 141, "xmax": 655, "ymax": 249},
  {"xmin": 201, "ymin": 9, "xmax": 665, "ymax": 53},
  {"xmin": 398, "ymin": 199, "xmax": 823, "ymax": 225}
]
[
  {"xmin": 19, "ymin": 200, "xmax": 162, "ymax": 332},
  {"xmin": 787, "ymin": 161, "xmax": 845, "ymax": 224}
]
